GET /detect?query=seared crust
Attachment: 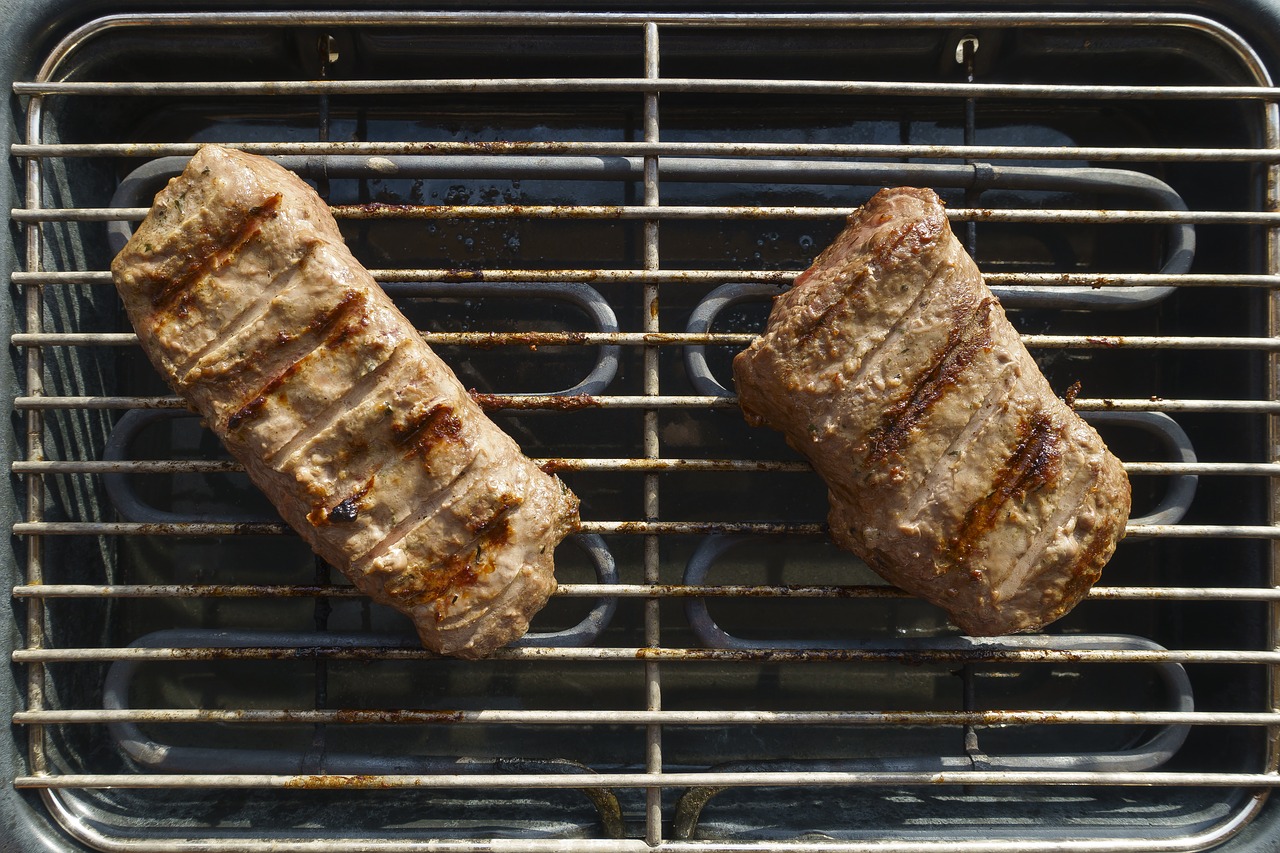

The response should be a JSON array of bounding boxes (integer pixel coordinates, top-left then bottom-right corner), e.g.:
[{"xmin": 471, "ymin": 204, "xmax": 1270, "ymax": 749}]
[
  {"xmin": 733, "ymin": 187, "xmax": 1130, "ymax": 635},
  {"xmin": 112, "ymin": 145, "xmax": 579, "ymax": 658}
]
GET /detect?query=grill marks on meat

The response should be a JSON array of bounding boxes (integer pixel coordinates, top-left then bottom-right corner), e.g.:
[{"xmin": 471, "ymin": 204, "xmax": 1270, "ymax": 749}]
[
  {"xmin": 901, "ymin": 362, "xmax": 1016, "ymax": 521},
  {"xmin": 168, "ymin": 248, "xmax": 311, "ymax": 379},
  {"xmin": 151, "ymin": 195, "xmax": 282, "ymax": 312},
  {"xmin": 360, "ymin": 443, "xmax": 487, "ymax": 566},
  {"xmin": 112, "ymin": 145, "xmax": 579, "ymax": 658},
  {"xmin": 949, "ymin": 411, "xmax": 1064, "ymax": 565},
  {"xmin": 865, "ymin": 297, "xmax": 998, "ymax": 463},
  {"xmin": 223, "ymin": 290, "xmax": 368, "ymax": 432},
  {"xmin": 265, "ymin": 339, "xmax": 410, "ymax": 469},
  {"xmin": 733, "ymin": 187, "xmax": 1130, "ymax": 636},
  {"xmin": 397, "ymin": 402, "xmax": 466, "ymax": 456}
]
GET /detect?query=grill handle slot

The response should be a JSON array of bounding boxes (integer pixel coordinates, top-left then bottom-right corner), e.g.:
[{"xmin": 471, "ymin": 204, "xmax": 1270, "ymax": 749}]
[
  {"xmin": 672, "ymin": 555, "xmax": 1194, "ymax": 838},
  {"xmin": 101, "ymin": 628, "xmax": 626, "ymax": 837}
]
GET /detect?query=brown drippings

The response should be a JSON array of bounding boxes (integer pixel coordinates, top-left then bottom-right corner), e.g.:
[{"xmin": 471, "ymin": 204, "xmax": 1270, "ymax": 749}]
[{"xmin": 1064, "ymin": 380, "xmax": 1083, "ymax": 408}]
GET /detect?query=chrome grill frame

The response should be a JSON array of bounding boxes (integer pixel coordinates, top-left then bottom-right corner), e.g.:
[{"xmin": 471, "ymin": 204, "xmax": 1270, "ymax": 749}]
[{"xmin": 8, "ymin": 8, "xmax": 1280, "ymax": 852}]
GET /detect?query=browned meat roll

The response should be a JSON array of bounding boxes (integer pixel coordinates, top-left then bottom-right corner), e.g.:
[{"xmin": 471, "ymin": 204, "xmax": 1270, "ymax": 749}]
[
  {"xmin": 732, "ymin": 187, "xmax": 1130, "ymax": 635},
  {"xmin": 112, "ymin": 145, "xmax": 580, "ymax": 658}
]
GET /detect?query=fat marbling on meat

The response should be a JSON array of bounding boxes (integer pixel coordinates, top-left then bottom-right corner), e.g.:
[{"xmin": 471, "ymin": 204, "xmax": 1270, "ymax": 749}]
[
  {"xmin": 732, "ymin": 187, "xmax": 1131, "ymax": 635},
  {"xmin": 111, "ymin": 145, "xmax": 580, "ymax": 658}
]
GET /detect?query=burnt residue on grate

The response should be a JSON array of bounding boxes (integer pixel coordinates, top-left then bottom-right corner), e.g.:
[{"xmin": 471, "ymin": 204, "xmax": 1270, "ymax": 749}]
[{"xmin": 6, "ymin": 9, "xmax": 1276, "ymax": 852}]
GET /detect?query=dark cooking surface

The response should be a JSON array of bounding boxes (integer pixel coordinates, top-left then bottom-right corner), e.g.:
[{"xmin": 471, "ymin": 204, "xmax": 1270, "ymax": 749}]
[{"xmin": 3, "ymin": 7, "xmax": 1280, "ymax": 852}]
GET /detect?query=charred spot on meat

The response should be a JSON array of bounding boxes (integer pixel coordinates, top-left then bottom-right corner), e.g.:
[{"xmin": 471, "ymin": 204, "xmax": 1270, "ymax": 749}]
[{"xmin": 732, "ymin": 187, "xmax": 1131, "ymax": 636}]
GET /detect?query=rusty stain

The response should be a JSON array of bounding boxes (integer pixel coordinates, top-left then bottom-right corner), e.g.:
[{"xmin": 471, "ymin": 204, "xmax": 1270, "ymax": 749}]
[
  {"xmin": 463, "ymin": 331, "xmax": 589, "ymax": 349},
  {"xmin": 635, "ymin": 583, "xmax": 898, "ymax": 599},
  {"xmin": 469, "ymin": 391, "xmax": 601, "ymax": 411},
  {"xmin": 1085, "ymin": 336, "xmax": 1122, "ymax": 348},
  {"xmin": 332, "ymin": 202, "xmax": 628, "ymax": 221},
  {"xmin": 609, "ymin": 521, "xmax": 655, "ymax": 534},
  {"xmin": 90, "ymin": 644, "xmax": 1123, "ymax": 666},
  {"xmin": 331, "ymin": 709, "xmax": 465, "ymax": 724},
  {"xmin": 177, "ymin": 583, "xmax": 229, "ymax": 598},
  {"xmin": 472, "ymin": 140, "xmax": 540, "ymax": 155},
  {"xmin": 538, "ymin": 458, "xmax": 804, "ymax": 474},
  {"xmin": 350, "ymin": 202, "xmax": 419, "ymax": 216},
  {"xmin": 284, "ymin": 774, "xmax": 396, "ymax": 790},
  {"xmin": 1049, "ymin": 272, "xmax": 1113, "ymax": 289},
  {"xmin": 127, "ymin": 521, "xmax": 290, "ymax": 537},
  {"xmin": 597, "ymin": 520, "xmax": 827, "ymax": 535},
  {"xmin": 171, "ymin": 584, "xmax": 346, "ymax": 597},
  {"xmin": 153, "ymin": 646, "xmax": 420, "ymax": 662},
  {"xmin": 627, "ymin": 647, "xmax": 1093, "ymax": 665},
  {"xmin": 163, "ymin": 646, "xmax": 224, "ymax": 661},
  {"xmin": 439, "ymin": 267, "xmax": 486, "ymax": 281}
]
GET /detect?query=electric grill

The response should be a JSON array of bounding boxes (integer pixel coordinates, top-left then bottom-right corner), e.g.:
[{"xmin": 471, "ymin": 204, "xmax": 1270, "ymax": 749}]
[{"xmin": 5, "ymin": 4, "xmax": 1280, "ymax": 851}]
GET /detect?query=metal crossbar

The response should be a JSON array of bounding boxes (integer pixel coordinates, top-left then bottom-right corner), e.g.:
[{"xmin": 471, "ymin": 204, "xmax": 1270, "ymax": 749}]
[{"xmin": 8, "ymin": 8, "xmax": 1280, "ymax": 853}]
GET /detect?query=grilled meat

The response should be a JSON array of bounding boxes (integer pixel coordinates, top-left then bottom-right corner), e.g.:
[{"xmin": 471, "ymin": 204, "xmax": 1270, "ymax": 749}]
[
  {"xmin": 732, "ymin": 187, "xmax": 1130, "ymax": 635},
  {"xmin": 112, "ymin": 145, "xmax": 580, "ymax": 658}
]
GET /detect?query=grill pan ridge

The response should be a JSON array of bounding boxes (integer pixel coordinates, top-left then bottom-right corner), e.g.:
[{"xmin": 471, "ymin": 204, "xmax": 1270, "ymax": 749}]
[{"xmin": 5, "ymin": 6, "xmax": 1280, "ymax": 852}]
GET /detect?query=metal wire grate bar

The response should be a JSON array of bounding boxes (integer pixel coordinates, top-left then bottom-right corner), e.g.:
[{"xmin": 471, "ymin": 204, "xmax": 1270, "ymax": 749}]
[
  {"xmin": 15, "ymin": 140, "xmax": 1280, "ymax": 161},
  {"xmin": 8, "ymin": 8, "xmax": 1280, "ymax": 853},
  {"xmin": 13, "ymin": 269, "xmax": 1280, "ymax": 286}
]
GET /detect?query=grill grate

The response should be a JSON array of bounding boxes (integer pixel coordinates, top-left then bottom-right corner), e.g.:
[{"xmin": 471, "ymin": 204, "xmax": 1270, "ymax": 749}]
[{"xmin": 7, "ymin": 9, "xmax": 1280, "ymax": 852}]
